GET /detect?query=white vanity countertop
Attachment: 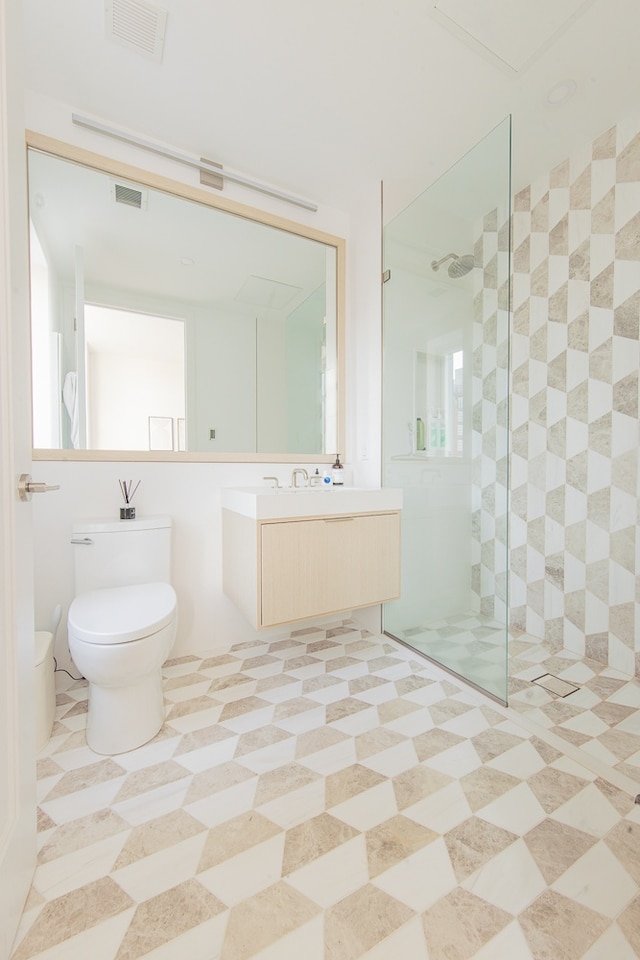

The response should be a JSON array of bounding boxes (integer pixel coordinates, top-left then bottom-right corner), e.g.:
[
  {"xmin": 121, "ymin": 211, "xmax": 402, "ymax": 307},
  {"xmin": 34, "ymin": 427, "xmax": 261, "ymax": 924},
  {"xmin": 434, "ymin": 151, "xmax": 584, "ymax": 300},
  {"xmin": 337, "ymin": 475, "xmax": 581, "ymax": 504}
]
[{"xmin": 221, "ymin": 486, "xmax": 403, "ymax": 520}]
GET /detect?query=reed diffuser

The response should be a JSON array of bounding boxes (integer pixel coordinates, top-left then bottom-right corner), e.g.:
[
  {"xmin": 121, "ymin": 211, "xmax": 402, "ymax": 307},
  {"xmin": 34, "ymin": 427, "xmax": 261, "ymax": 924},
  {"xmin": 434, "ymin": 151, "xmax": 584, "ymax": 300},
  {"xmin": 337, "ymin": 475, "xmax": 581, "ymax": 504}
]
[{"xmin": 119, "ymin": 479, "xmax": 141, "ymax": 520}]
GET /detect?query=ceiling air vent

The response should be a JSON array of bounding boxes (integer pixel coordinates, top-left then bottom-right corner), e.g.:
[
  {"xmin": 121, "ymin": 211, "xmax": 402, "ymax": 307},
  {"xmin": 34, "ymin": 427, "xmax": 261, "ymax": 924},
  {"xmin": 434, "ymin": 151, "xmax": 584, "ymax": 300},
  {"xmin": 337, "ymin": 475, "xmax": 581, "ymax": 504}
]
[
  {"xmin": 112, "ymin": 181, "xmax": 146, "ymax": 210},
  {"xmin": 105, "ymin": 0, "xmax": 168, "ymax": 63}
]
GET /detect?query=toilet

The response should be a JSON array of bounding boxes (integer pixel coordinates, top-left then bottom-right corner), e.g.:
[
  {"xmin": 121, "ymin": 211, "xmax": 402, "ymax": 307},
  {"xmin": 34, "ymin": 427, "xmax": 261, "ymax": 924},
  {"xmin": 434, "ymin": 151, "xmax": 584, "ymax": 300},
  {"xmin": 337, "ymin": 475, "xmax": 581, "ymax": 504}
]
[{"xmin": 68, "ymin": 515, "xmax": 177, "ymax": 755}]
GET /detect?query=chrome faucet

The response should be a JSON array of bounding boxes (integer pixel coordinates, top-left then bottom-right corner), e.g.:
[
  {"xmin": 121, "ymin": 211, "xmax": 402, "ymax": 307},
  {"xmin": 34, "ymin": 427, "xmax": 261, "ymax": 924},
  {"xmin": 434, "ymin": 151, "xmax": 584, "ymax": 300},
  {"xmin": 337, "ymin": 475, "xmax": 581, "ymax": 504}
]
[
  {"xmin": 291, "ymin": 468, "xmax": 309, "ymax": 488},
  {"xmin": 263, "ymin": 476, "xmax": 280, "ymax": 489}
]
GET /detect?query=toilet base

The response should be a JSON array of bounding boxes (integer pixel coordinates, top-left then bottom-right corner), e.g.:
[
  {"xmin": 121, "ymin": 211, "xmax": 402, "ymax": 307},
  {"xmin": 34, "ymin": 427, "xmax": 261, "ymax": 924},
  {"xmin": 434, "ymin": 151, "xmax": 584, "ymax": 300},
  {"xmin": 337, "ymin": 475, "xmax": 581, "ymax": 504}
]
[{"xmin": 86, "ymin": 669, "xmax": 166, "ymax": 755}]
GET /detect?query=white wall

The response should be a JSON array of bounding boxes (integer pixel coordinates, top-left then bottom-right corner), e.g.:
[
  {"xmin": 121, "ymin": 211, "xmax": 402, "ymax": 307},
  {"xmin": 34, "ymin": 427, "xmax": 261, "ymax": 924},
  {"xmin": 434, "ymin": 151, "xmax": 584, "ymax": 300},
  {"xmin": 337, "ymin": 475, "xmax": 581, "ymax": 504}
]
[{"xmin": 26, "ymin": 94, "xmax": 387, "ymax": 664}]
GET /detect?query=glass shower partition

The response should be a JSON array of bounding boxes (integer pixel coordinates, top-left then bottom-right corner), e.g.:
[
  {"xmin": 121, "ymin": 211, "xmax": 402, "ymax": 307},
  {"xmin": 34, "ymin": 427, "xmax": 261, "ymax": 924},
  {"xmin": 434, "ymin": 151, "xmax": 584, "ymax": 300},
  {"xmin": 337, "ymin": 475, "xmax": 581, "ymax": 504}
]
[{"xmin": 382, "ymin": 117, "xmax": 511, "ymax": 703}]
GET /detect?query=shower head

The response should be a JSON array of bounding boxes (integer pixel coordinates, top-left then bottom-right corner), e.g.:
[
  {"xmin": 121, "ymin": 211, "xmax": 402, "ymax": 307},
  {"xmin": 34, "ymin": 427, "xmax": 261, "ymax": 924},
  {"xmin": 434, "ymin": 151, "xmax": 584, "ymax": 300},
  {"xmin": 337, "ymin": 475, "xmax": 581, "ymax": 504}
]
[{"xmin": 431, "ymin": 252, "xmax": 475, "ymax": 278}]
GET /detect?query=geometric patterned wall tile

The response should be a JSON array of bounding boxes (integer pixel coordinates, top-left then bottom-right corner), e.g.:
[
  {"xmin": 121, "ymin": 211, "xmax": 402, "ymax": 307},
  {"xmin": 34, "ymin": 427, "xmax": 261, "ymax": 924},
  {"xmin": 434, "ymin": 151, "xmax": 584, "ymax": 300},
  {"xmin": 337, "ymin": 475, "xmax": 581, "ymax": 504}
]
[
  {"xmin": 567, "ymin": 311, "xmax": 590, "ymax": 351},
  {"xmin": 588, "ymin": 412, "xmax": 612, "ymax": 458},
  {"xmin": 548, "ymin": 281, "xmax": 568, "ymax": 321},
  {"xmin": 505, "ymin": 113, "xmax": 640, "ymax": 675},
  {"xmin": 615, "ymin": 211, "xmax": 640, "ymax": 260},
  {"xmin": 569, "ymin": 236, "xmax": 590, "ymax": 279},
  {"xmin": 584, "ymin": 518, "xmax": 612, "ymax": 564},
  {"xmin": 616, "ymin": 130, "xmax": 640, "ymax": 181},
  {"xmin": 610, "ymin": 527, "xmax": 636, "ymax": 574},
  {"xmin": 611, "ymin": 449, "xmax": 638, "ymax": 496},
  {"xmin": 613, "ymin": 290, "xmax": 640, "ymax": 340},
  {"xmin": 612, "ymin": 372, "xmax": 638, "ymax": 418},
  {"xmin": 592, "ymin": 187, "xmax": 616, "ymax": 233},
  {"xmin": 571, "ymin": 165, "xmax": 591, "ymax": 209},
  {"xmin": 593, "ymin": 125, "xmax": 616, "ymax": 160},
  {"xmin": 586, "ymin": 450, "xmax": 612, "ymax": 496},
  {"xmin": 610, "ymin": 601, "xmax": 635, "ymax": 649},
  {"xmin": 590, "ymin": 264, "xmax": 615, "ymax": 309}
]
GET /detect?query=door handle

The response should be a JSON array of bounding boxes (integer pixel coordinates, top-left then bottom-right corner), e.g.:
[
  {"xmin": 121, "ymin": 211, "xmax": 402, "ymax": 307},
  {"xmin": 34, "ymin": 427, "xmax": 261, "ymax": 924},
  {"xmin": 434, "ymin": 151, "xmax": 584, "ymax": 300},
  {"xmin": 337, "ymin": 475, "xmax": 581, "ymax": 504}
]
[{"xmin": 18, "ymin": 473, "xmax": 61, "ymax": 501}]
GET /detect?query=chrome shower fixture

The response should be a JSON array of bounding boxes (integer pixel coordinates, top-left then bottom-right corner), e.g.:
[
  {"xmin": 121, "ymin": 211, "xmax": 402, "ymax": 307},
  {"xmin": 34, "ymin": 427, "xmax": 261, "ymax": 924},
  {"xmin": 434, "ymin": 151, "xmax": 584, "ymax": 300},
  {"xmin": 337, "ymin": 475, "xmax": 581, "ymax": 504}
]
[{"xmin": 431, "ymin": 252, "xmax": 475, "ymax": 278}]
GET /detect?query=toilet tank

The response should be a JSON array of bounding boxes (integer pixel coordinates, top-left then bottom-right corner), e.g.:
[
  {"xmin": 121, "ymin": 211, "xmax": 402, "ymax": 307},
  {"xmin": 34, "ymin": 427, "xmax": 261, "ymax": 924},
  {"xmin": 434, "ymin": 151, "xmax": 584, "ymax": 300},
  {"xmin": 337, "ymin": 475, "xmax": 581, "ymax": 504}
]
[{"xmin": 72, "ymin": 515, "xmax": 172, "ymax": 594}]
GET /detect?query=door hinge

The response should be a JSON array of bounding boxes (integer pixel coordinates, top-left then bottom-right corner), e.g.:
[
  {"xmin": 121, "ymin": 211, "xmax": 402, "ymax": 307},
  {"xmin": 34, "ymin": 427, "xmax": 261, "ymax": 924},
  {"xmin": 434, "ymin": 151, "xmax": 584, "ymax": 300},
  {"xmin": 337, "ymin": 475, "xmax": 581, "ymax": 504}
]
[{"xmin": 382, "ymin": 269, "xmax": 391, "ymax": 283}]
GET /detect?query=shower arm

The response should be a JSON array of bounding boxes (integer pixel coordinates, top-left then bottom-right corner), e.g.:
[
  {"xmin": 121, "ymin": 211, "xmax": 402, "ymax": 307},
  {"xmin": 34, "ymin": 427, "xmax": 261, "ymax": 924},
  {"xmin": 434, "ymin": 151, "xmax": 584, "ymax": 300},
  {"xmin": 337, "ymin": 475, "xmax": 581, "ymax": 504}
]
[{"xmin": 431, "ymin": 253, "xmax": 459, "ymax": 271}]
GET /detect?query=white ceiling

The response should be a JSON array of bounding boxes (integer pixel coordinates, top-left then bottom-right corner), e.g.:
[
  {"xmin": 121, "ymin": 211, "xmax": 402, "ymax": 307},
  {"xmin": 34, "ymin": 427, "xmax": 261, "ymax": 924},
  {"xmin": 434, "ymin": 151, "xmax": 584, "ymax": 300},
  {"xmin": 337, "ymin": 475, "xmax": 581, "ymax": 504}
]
[{"xmin": 21, "ymin": 0, "xmax": 640, "ymax": 221}]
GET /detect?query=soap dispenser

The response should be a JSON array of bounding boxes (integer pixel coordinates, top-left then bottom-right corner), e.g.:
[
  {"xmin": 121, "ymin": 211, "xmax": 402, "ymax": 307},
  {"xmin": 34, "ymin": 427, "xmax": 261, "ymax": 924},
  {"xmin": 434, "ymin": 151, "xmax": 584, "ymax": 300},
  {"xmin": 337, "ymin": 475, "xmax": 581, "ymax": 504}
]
[{"xmin": 331, "ymin": 454, "xmax": 344, "ymax": 485}]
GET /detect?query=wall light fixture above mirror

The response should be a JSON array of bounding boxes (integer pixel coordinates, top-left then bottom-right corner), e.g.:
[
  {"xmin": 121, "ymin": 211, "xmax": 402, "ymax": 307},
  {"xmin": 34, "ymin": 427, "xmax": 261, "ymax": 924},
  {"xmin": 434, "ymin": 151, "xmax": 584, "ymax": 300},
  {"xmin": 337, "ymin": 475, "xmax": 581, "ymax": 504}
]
[{"xmin": 27, "ymin": 132, "xmax": 345, "ymax": 462}]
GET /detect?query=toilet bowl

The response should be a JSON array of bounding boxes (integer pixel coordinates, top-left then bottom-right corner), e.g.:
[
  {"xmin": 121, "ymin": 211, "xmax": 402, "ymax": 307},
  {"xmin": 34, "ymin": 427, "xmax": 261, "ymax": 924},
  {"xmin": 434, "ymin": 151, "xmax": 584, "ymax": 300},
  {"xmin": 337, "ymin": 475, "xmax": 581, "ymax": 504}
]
[{"xmin": 68, "ymin": 516, "xmax": 177, "ymax": 755}]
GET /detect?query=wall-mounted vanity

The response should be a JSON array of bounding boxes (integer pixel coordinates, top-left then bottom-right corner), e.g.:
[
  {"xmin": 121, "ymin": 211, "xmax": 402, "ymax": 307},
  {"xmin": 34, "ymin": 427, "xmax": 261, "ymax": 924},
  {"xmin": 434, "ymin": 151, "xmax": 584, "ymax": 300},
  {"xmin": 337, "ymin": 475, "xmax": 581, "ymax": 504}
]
[{"xmin": 222, "ymin": 487, "xmax": 402, "ymax": 629}]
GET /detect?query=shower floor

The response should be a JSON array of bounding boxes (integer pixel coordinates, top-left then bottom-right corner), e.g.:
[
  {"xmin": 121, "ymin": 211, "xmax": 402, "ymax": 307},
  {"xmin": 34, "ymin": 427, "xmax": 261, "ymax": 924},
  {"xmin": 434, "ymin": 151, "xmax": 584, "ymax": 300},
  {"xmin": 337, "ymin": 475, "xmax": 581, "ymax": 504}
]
[{"xmin": 389, "ymin": 616, "xmax": 640, "ymax": 787}]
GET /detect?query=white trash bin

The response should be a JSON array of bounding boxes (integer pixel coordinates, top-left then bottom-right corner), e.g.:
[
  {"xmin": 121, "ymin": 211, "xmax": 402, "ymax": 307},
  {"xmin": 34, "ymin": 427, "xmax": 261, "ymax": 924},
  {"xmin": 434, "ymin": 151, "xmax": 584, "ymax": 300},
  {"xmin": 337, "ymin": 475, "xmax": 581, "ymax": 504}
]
[{"xmin": 35, "ymin": 630, "xmax": 55, "ymax": 751}]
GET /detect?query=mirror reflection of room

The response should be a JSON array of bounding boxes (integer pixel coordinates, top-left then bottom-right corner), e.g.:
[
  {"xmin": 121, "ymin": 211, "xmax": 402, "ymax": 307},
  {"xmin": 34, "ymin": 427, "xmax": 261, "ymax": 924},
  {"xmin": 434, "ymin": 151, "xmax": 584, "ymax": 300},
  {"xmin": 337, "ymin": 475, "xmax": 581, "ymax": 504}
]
[{"xmin": 27, "ymin": 144, "xmax": 341, "ymax": 457}]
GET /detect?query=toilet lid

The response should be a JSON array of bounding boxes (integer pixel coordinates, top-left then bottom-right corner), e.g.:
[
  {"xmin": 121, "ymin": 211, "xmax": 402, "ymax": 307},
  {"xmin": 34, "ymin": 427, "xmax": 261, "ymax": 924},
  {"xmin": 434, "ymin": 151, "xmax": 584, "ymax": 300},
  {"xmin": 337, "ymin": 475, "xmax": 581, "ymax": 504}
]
[{"xmin": 68, "ymin": 582, "xmax": 177, "ymax": 645}]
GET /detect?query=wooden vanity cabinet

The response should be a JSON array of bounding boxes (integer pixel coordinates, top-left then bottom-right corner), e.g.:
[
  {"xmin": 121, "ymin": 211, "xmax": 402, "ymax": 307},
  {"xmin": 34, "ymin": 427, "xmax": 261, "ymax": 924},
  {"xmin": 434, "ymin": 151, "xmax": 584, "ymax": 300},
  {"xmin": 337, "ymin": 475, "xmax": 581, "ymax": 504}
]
[{"xmin": 222, "ymin": 509, "xmax": 401, "ymax": 629}]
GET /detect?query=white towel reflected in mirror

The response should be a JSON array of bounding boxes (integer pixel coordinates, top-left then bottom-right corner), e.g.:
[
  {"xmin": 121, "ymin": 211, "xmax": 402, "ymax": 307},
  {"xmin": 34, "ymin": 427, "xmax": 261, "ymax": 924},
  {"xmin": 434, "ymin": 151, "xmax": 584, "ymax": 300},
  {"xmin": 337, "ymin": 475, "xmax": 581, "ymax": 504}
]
[{"xmin": 62, "ymin": 371, "xmax": 79, "ymax": 449}]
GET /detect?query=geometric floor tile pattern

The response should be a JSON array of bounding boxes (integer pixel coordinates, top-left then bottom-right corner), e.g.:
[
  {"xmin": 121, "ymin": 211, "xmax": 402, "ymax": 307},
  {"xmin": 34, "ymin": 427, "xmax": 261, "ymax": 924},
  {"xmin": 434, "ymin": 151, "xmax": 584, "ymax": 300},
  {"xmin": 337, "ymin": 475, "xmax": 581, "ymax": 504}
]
[
  {"xmin": 509, "ymin": 632, "xmax": 640, "ymax": 785},
  {"xmin": 11, "ymin": 619, "xmax": 640, "ymax": 960}
]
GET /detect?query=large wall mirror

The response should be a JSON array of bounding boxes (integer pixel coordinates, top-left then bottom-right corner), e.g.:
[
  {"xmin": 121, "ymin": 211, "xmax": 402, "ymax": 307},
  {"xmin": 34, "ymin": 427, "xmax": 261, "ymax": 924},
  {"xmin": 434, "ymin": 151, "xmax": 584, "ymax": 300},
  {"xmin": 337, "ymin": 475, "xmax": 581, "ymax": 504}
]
[{"xmin": 27, "ymin": 133, "xmax": 345, "ymax": 461}]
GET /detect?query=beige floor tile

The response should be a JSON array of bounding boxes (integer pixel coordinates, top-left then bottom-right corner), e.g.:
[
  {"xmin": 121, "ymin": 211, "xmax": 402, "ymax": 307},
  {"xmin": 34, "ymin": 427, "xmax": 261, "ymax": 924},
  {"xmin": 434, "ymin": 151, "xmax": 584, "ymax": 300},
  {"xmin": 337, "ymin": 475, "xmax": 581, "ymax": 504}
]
[
  {"xmin": 197, "ymin": 811, "xmax": 282, "ymax": 872},
  {"xmin": 113, "ymin": 809, "xmax": 205, "ymax": 869},
  {"xmin": 365, "ymin": 815, "xmax": 438, "ymax": 878},
  {"xmin": 526, "ymin": 765, "xmax": 590, "ymax": 813},
  {"xmin": 115, "ymin": 878, "xmax": 226, "ymax": 960},
  {"xmin": 359, "ymin": 916, "xmax": 428, "ymax": 960},
  {"xmin": 372, "ymin": 837, "xmax": 457, "ymax": 912},
  {"xmin": 325, "ymin": 884, "xmax": 414, "ymax": 960},
  {"xmin": 485, "ymin": 739, "xmax": 548, "ymax": 779},
  {"xmin": 38, "ymin": 809, "xmax": 130, "ymax": 864},
  {"xmin": 443, "ymin": 815, "xmax": 518, "ymax": 882},
  {"xmin": 392, "ymin": 763, "xmax": 453, "ymax": 810},
  {"xmin": 15, "ymin": 623, "xmax": 640, "ymax": 960},
  {"xmin": 462, "ymin": 837, "xmax": 547, "ymax": 915},
  {"xmin": 42, "ymin": 759, "xmax": 126, "ymax": 802},
  {"xmin": 220, "ymin": 881, "xmax": 320, "ymax": 960},
  {"xmin": 298, "ymin": 737, "xmax": 357, "ymax": 777},
  {"xmin": 114, "ymin": 833, "xmax": 209, "ymax": 903},
  {"xmin": 459, "ymin": 765, "xmax": 522, "ymax": 813},
  {"xmin": 255, "ymin": 777, "xmax": 327, "ymax": 830},
  {"xmin": 518, "ymin": 889, "xmax": 610, "ymax": 959},
  {"xmin": 523, "ymin": 817, "xmax": 597, "ymax": 884},
  {"xmin": 249, "ymin": 915, "xmax": 324, "ymax": 960},
  {"xmin": 478, "ymin": 781, "xmax": 547, "ymax": 835},
  {"xmin": 412, "ymin": 727, "xmax": 465, "ymax": 762},
  {"xmin": 198, "ymin": 833, "xmax": 286, "ymax": 906},
  {"xmin": 551, "ymin": 782, "xmax": 623, "ymax": 837},
  {"xmin": 403, "ymin": 779, "xmax": 473, "ymax": 834},
  {"xmin": 185, "ymin": 775, "xmax": 258, "ymax": 828},
  {"xmin": 425, "ymin": 739, "xmax": 484, "ymax": 779},
  {"xmin": 11, "ymin": 877, "xmax": 134, "ymax": 960},
  {"xmin": 33, "ymin": 833, "xmax": 129, "ymax": 903},
  {"xmin": 235, "ymin": 743, "xmax": 302, "ymax": 778},
  {"xmin": 422, "ymin": 887, "xmax": 512, "ymax": 960},
  {"xmin": 15, "ymin": 911, "xmax": 136, "ymax": 960},
  {"xmin": 470, "ymin": 920, "xmax": 536, "ymax": 959},
  {"xmin": 286, "ymin": 835, "xmax": 369, "ymax": 909},
  {"xmin": 253, "ymin": 761, "xmax": 321, "ymax": 806},
  {"xmin": 358, "ymin": 740, "xmax": 419, "ymax": 779},
  {"xmin": 581, "ymin": 922, "xmax": 640, "ymax": 960},
  {"xmin": 551, "ymin": 840, "xmax": 638, "ymax": 918}
]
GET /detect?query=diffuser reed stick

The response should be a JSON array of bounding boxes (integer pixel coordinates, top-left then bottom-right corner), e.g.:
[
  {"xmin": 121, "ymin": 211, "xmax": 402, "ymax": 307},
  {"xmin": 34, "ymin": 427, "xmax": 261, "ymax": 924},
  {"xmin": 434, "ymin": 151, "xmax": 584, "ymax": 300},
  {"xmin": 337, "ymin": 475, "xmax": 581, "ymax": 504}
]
[{"xmin": 119, "ymin": 479, "xmax": 140, "ymax": 519}]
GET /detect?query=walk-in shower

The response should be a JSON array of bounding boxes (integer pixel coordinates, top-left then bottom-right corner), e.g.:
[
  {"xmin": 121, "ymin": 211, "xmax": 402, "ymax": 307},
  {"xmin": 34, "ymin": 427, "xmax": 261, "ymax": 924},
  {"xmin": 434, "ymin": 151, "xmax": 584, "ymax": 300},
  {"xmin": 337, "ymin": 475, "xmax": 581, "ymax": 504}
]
[{"xmin": 382, "ymin": 117, "xmax": 512, "ymax": 703}]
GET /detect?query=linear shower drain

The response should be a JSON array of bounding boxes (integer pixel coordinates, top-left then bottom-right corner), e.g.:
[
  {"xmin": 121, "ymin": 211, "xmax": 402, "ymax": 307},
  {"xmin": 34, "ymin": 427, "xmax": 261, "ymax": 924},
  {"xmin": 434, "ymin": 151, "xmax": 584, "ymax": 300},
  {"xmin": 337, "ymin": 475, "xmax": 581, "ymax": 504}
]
[{"xmin": 531, "ymin": 673, "xmax": 579, "ymax": 697}]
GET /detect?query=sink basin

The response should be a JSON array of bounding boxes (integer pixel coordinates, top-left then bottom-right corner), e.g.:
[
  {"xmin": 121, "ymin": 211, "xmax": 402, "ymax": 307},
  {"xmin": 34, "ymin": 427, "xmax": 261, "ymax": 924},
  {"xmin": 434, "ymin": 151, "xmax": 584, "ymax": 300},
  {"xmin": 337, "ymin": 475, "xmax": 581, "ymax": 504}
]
[{"xmin": 221, "ymin": 485, "xmax": 403, "ymax": 519}]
